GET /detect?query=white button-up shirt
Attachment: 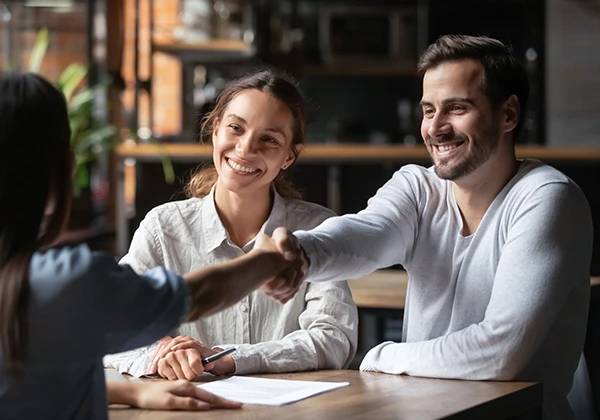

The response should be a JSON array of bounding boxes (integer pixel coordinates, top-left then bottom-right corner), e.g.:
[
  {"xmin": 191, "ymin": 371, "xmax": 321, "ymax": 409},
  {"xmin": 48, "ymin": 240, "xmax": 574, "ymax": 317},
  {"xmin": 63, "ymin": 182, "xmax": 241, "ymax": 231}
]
[{"xmin": 104, "ymin": 188, "xmax": 358, "ymax": 376}]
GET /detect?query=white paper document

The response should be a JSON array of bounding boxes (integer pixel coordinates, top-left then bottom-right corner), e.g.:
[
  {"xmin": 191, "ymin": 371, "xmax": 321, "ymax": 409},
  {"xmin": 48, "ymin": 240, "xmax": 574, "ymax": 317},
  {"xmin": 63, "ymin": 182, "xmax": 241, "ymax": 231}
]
[{"xmin": 197, "ymin": 376, "xmax": 349, "ymax": 406}]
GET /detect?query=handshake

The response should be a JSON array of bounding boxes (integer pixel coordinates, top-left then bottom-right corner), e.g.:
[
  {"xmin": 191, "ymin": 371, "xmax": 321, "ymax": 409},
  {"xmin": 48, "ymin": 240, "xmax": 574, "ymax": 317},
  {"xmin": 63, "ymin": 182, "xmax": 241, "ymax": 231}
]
[{"xmin": 184, "ymin": 227, "xmax": 309, "ymax": 321}]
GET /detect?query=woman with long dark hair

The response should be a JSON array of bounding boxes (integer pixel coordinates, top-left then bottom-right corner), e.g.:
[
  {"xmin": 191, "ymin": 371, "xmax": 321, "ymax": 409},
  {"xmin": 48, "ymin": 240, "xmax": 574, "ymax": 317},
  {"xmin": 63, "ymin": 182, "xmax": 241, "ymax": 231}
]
[{"xmin": 0, "ymin": 71, "xmax": 300, "ymax": 419}]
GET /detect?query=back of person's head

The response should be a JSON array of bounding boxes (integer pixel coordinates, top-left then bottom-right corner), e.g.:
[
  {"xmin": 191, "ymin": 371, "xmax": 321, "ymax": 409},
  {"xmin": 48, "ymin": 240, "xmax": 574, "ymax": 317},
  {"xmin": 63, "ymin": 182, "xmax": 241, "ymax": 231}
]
[
  {"xmin": 417, "ymin": 34, "xmax": 530, "ymax": 139},
  {"xmin": 0, "ymin": 71, "xmax": 72, "ymax": 369},
  {"xmin": 186, "ymin": 69, "xmax": 307, "ymax": 199}
]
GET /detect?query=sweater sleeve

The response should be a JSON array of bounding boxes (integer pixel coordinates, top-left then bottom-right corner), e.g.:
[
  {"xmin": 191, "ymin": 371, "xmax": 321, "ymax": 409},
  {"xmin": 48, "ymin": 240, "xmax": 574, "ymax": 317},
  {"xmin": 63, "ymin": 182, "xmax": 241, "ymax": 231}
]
[
  {"xmin": 359, "ymin": 182, "xmax": 593, "ymax": 380},
  {"xmin": 296, "ymin": 168, "xmax": 421, "ymax": 282}
]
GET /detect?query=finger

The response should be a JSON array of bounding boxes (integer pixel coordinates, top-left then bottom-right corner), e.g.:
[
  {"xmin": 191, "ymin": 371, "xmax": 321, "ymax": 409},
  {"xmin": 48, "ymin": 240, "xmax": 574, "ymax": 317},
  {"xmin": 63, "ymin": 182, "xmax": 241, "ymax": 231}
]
[
  {"xmin": 192, "ymin": 386, "xmax": 243, "ymax": 409},
  {"xmin": 170, "ymin": 340, "xmax": 203, "ymax": 352},
  {"xmin": 150, "ymin": 339, "xmax": 171, "ymax": 372},
  {"xmin": 188, "ymin": 351, "xmax": 206, "ymax": 377},
  {"xmin": 177, "ymin": 350, "xmax": 201, "ymax": 380},
  {"xmin": 168, "ymin": 395, "xmax": 211, "ymax": 411},
  {"xmin": 155, "ymin": 336, "xmax": 194, "ymax": 362},
  {"xmin": 165, "ymin": 354, "xmax": 187, "ymax": 380},
  {"xmin": 158, "ymin": 360, "xmax": 178, "ymax": 381},
  {"xmin": 272, "ymin": 227, "xmax": 298, "ymax": 261}
]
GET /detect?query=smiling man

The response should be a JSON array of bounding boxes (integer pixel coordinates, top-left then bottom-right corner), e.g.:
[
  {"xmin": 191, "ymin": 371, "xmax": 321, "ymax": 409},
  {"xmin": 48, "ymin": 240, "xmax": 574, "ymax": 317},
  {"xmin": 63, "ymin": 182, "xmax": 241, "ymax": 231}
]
[{"xmin": 267, "ymin": 35, "xmax": 594, "ymax": 420}]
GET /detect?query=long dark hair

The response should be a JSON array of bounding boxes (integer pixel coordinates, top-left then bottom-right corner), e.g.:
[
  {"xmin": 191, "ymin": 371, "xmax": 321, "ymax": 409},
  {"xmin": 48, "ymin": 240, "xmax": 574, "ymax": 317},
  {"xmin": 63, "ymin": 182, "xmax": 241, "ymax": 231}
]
[
  {"xmin": 0, "ymin": 72, "xmax": 72, "ymax": 369},
  {"xmin": 185, "ymin": 69, "xmax": 307, "ymax": 199}
]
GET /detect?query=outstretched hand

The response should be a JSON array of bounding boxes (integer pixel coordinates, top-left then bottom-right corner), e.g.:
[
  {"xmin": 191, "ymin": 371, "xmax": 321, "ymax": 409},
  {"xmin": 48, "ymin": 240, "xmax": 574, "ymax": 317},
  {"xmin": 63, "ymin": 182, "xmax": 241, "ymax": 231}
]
[
  {"xmin": 127, "ymin": 380, "xmax": 241, "ymax": 410},
  {"xmin": 256, "ymin": 227, "xmax": 309, "ymax": 303}
]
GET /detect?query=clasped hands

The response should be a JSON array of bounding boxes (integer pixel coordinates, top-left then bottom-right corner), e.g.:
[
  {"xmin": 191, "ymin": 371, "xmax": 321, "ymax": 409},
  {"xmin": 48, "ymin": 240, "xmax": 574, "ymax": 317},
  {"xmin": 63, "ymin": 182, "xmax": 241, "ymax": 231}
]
[
  {"xmin": 256, "ymin": 226, "xmax": 309, "ymax": 304},
  {"xmin": 149, "ymin": 336, "xmax": 234, "ymax": 380}
]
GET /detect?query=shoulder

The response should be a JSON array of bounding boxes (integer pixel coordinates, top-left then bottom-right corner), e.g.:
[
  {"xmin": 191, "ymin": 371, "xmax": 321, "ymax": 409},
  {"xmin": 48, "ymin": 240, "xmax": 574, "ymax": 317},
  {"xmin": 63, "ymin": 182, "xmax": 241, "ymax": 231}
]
[
  {"xmin": 504, "ymin": 159, "xmax": 591, "ymax": 222},
  {"xmin": 142, "ymin": 197, "xmax": 206, "ymax": 232},
  {"xmin": 510, "ymin": 159, "xmax": 584, "ymax": 202},
  {"xmin": 281, "ymin": 198, "xmax": 338, "ymax": 229},
  {"xmin": 29, "ymin": 245, "xmax": 117, "ymax": 296}
]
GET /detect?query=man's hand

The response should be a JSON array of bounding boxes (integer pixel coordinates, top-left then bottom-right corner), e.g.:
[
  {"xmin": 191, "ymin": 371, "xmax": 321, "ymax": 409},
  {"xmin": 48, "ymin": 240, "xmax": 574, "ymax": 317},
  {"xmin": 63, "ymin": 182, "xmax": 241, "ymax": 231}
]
[
  {"xmin": 112, "ymin": 380, "xmax": 242, "ymax": 410},
  {"xmin": 257, "ymin": 227, "xmax": 309, "ymax": 303}
]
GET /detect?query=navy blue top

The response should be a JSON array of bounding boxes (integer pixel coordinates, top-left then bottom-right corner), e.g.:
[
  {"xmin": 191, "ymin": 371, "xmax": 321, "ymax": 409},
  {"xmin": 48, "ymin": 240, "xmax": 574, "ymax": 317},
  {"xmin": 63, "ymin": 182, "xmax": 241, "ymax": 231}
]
[{"xmin": 0, "ymin": 245, "xmax": 189, "ymax": 420}]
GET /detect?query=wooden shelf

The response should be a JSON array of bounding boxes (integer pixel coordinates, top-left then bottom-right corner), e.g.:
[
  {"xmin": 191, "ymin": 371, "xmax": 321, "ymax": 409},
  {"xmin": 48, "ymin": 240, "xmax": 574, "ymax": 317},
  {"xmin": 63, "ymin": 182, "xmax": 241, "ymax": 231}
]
[
  {"xmin": 152, "ymin": 39, "xmax": 255, "ymax": 62},
  {"xmin": 116, "ymin": 143, "xmax": 600, "ymax": 163}
]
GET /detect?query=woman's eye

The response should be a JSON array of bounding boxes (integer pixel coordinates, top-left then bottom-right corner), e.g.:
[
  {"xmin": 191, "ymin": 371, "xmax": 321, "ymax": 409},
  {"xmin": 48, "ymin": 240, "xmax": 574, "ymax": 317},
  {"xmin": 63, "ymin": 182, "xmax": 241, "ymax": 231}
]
[
  {"xmin": 263, "ymin": 136, "xmax": 279, "ymax": 145},
  {"xmin": 228, "ymin": 124, "xmax": 241, "ymax": 132}
]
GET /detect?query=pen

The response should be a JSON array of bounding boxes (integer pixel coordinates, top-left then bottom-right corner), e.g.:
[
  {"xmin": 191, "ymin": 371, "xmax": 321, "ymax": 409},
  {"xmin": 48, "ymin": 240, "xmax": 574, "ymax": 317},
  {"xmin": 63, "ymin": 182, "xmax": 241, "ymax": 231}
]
[{"xmin": 202, "ymin": 347, "xmax": 236, "ymax": 365}]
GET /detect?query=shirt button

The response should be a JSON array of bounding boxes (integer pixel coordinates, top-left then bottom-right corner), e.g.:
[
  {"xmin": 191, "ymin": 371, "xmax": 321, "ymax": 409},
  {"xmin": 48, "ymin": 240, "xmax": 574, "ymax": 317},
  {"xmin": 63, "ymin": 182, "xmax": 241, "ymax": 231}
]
[{"xmin": 240, "ymin": 304, "xmax": 248, "ymax": 312}]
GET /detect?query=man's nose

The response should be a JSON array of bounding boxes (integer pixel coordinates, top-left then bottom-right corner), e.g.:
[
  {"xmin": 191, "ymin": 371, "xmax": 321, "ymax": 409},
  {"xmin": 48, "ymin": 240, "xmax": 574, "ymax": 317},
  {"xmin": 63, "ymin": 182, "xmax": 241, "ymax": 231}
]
[{"xmin": 427, "ymin": 114, "xmax": 452, "ymax": 139}]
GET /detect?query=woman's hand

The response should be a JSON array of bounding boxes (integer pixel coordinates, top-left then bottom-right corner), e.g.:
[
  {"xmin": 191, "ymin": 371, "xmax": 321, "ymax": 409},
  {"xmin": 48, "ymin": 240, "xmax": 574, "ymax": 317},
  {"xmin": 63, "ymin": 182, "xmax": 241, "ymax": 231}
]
[
  {"xmin": 107, "ymin": 380, "xmax": 242, "ymax": 410},
  {"xmin": 150, "ymin": 336, "xmax": 215, "ymax": 379},
  {"xmin": 257, "ymin": 228, "xmax": 309, "ymax": 303},
  {"xmin": 150, "ymin": 336, "xmax": 235, "ymax": 379}
]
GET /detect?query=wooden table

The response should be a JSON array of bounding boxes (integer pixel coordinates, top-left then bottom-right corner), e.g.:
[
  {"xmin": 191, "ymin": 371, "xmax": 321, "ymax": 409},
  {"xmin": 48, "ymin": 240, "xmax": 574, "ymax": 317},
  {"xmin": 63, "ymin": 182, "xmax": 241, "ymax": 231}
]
[{"xmin": 109, "ymin": 370, "xmax": 542, "ymax": 420}]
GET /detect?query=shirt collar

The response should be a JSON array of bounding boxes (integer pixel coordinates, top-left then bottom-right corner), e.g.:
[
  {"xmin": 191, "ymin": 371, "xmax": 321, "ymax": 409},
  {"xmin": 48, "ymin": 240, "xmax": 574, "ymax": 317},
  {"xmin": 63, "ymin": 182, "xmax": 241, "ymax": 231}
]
[
  {"xmin": 201, "ymin": 186, "xmax": 229, "ymax": 253},
  {"xmin": 201, "ymin": 185, "xmax": 288, "ymax": 253}
]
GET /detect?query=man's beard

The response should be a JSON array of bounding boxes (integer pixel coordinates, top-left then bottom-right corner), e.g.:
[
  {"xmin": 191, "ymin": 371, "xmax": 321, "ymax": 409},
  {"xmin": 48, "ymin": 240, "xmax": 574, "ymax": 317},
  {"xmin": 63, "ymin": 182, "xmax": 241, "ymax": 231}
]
[{"xmin": 431, "ymin": 130, "xmax": 500, "ymax": 181}]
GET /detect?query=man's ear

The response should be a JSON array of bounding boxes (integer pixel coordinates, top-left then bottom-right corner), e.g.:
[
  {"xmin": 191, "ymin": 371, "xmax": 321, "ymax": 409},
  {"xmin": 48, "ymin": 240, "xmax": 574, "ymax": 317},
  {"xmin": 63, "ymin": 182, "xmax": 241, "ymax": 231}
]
[{"xmin": 503, "ymin": 94, "xmax": 520, "ymax": 134}]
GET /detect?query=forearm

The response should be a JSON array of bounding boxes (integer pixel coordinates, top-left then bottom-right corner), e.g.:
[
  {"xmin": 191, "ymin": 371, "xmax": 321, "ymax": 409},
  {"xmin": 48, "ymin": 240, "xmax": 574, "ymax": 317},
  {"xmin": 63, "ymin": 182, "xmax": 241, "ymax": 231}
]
[
  {"xmin": 107, "ymin": 382, "xmax": 139, "ymax": 406},
  {"xmin": 296, "ymin": 212, "xmax": 409, "ymax": 282},
  {"xmin": 226, "ymin": 328, "xmax": 355, "ymax": 374},
  {"xmin": 360, "ymin": 321, "xmax": 528, "ymax": 380},
  {"xmin": 184, "ymin": 249, "xmax": 289, "ymax": 321},
  {"xmin": 104, "ymin": 343, "xmax": 160, "ymax": 377}
]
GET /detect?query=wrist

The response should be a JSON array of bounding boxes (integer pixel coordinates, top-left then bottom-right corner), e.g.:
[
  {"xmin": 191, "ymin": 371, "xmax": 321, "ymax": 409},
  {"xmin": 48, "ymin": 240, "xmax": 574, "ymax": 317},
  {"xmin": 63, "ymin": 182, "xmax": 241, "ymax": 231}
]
[{"xmin": 107, "ymin": 382, "xmax": 140, "ymax": 407}]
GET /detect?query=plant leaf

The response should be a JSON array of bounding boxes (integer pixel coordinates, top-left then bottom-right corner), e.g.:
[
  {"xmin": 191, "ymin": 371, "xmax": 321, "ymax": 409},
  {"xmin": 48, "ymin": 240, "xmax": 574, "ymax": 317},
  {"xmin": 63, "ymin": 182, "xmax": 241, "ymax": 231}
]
[
  {"xmin": 58, "ymin": 63, "xmax": 87, "ymax": 102},
  {"xmin": 73, "ymin": 125, "xmax": 117, "ymax": 156},
  {"xmin": 68, "ymin": 87, "xmax": 98, "ymax": 111},
  {"xmin": 28, "ymin": 27, "xmax": 48, "ymax": 73}
]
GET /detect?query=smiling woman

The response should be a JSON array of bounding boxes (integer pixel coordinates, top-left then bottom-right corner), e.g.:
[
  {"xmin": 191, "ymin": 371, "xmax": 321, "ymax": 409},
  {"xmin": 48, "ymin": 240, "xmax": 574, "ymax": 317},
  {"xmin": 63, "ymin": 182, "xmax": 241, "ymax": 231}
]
[
  {"xmin": 104, "ymin": 69, "xmax": 358, "ymax": 380},
  {"xmin": 187, "ymin": 70, "xmax": 307, "ymax": 201}
]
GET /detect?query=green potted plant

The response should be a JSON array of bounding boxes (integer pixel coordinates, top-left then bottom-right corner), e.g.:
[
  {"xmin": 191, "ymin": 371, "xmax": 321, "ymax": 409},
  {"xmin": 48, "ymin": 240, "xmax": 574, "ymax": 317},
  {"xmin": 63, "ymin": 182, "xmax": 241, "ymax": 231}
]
[
  {"xmin": 28, "ymin": 28, "xmax": 174, "ymax": 228},
  {"xmin": 29, "ymin": 27, "xmax": 117, "ymax": 195}
]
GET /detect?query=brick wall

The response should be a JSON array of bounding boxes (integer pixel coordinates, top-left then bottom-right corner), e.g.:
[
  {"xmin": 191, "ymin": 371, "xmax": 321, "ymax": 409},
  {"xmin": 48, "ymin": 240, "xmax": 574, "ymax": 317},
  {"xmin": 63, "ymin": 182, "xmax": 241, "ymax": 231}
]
[{"xmin": 122, "ymin": 0, "xmax": 181, "ymax": 136}]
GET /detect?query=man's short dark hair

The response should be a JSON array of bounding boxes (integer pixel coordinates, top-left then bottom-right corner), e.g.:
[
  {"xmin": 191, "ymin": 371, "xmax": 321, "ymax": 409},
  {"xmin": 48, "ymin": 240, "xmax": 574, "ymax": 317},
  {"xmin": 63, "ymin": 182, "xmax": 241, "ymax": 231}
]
[{"xmin": 418, "ymin": 35, "xmax": 530, "ymax": 138}]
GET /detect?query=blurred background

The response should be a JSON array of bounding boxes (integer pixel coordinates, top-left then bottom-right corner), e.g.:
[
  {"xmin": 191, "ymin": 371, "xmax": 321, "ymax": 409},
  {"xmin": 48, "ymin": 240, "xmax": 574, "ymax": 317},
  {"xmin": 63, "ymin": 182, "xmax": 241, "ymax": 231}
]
[{"xmin": 2, "ymin": 0, "xmax": 599, "ymax": 248}]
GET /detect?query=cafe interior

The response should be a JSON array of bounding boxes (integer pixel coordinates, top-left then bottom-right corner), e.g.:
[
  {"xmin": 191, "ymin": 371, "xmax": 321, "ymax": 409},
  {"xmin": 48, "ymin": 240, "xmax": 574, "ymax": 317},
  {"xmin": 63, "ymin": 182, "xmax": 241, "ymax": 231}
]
[{"xmin": 1, "ymin": 0, "xmax": 600, "ymax": 418}]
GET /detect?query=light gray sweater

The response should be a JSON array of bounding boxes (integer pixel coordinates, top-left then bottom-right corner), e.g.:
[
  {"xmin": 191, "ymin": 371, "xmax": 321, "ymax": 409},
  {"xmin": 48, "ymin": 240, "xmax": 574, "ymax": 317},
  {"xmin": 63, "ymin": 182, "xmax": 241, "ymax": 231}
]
[{"xmin": 296, "ymin": 159, "xmax": 593, "ymax": 420}]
